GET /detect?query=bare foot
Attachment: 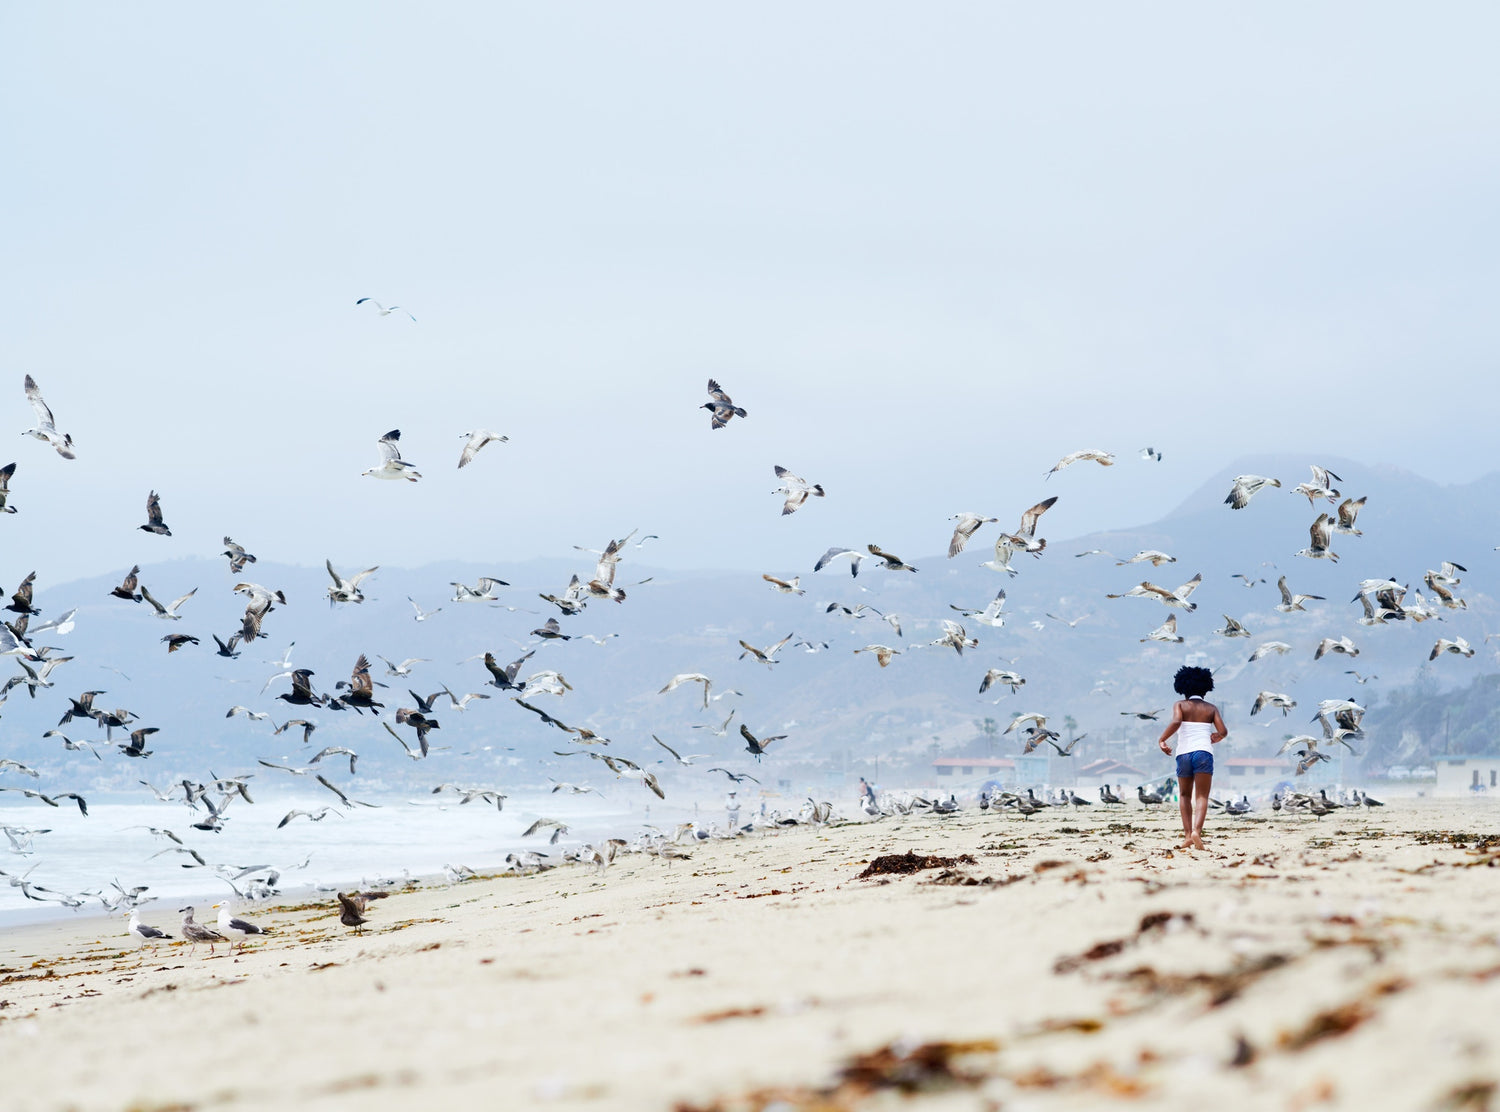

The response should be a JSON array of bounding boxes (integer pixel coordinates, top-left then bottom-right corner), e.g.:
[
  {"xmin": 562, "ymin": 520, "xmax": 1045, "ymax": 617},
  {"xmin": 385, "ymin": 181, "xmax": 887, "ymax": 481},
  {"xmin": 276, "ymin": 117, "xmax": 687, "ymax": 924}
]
[{"xmin": 1190, "ymin": 834, "xmax": 1206, "ymax": 850}]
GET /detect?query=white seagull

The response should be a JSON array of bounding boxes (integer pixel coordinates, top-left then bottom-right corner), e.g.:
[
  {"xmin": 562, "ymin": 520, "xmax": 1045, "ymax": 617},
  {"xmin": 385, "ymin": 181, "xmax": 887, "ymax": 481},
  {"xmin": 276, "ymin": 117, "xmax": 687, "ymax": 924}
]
[
  {"xmin": 772, "ymin": 466, "xmax": 824, "ymax": 515},
  {"xmin": 355, "ymin": 298, "xmax": 415, "ymax": 320},
  {"xmin": 1046, "ymin": 449, "xmax": 1114, "ymax": 479},
  {"xmin": 457, "ymin": 429, "xmax": 509, "ymax": 469},
  {"xmin": 1224, "ymin": 474, "xmax": 1279, "ymax": 509},
  {"xmin": 21, "ymin": 375, "xmax": 75, "ymax": 459},
  {"xmin": 362, "ymin": 429, "xmax": 421, "ymax": 482}
]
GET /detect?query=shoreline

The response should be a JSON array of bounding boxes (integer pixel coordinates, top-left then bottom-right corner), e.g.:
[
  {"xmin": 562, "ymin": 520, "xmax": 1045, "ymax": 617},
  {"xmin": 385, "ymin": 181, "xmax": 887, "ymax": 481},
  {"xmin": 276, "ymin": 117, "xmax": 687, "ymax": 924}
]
[{"xmin": 1, "ymin": 798, "xmax": 1497, "ymax": 1110}]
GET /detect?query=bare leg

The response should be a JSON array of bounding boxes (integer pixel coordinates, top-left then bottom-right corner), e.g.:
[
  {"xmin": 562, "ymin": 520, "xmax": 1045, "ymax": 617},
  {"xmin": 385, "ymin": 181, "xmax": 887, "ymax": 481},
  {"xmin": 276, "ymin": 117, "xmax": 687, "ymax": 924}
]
[
  {"xmin": 1177, "ymin": 777, "xmax": 1193, "ymax": 846},
  {"xmin": 1191, "ymin": 772, "xmax": 1213, "ymax": 848}
]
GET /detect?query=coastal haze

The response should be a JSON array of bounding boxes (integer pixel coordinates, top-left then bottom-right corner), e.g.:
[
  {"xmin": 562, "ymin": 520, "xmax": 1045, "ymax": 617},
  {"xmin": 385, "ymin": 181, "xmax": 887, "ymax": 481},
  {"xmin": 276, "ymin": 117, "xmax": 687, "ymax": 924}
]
[{"xmin": 3, "ymin": 5, "xmax": 1500, "ymax": 1111}]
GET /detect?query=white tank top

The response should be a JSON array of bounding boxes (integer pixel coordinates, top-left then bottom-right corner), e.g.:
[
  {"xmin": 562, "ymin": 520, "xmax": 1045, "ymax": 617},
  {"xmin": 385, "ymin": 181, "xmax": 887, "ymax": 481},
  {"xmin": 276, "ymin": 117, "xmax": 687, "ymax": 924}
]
[{"xmin": 1174, "ymin": 699, "xmax": 1215, "ymax": 756}]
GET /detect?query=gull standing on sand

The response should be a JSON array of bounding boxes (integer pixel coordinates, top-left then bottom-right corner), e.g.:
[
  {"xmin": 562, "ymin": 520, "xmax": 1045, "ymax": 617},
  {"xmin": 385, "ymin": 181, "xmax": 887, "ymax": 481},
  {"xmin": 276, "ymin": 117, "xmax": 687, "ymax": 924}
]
[
  {"xmin": 215, "ymin": 902, "xmax": 266, "ymax": 951},
  {"xmin": 362, "ymin": 430, "xmax": 421, "ymax": 482},
  {"xmin": 127, "ymin": 909, "xmax": 171, "ymax": 950},
  {"xmin": 179, "ymin": 906, "xmax": 227, "ymax": 954},
  {"xmin": 21, "ymin": 375, "xmax": 75, "ymax": 459},
  {"xmin": 457, "ymin": 429, "xmax": 508, "ymax": 468}
]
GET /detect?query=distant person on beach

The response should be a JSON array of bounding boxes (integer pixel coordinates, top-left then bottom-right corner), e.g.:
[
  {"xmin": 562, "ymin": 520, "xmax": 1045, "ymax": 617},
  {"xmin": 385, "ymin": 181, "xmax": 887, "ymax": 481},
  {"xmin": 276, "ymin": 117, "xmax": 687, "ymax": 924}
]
[
  {"xmin": 1156, "ymin": 665, "xmax": 1227, "ymax": 850},
  {"xmin": 858, "ymin": 777, "xmax": 876, "ymax": 805},
  {"xmin": 725, "ymin": 790, "xmax": 741, "ymax": 831}
]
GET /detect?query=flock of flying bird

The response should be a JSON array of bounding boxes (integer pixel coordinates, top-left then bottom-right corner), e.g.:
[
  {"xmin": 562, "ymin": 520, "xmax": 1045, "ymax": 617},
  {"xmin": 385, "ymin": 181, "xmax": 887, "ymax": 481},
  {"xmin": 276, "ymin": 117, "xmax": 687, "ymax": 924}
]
[{"xmin": 0, "ymin": 370, "xmax": 1485, "ymax": 946}]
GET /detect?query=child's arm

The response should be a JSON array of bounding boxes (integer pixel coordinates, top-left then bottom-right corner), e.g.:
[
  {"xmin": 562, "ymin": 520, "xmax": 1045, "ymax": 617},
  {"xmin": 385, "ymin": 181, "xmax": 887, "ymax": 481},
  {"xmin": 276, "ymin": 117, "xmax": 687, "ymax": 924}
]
[
  {"xmin": 1157, "ymin": 702, "xmax": 1183, "ymax": 755},
  {"xmin": 1211, "ymin": 707, "xmax": 1228, "ymax": 744}
]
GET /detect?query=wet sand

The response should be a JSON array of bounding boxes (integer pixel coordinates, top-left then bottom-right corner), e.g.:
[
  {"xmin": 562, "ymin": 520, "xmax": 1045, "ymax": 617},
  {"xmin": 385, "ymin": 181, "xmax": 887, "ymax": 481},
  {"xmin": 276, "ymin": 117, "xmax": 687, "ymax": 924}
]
[{"xmin": 1, "ymin": 797, "xmax": 1497, "ymax": 1111}]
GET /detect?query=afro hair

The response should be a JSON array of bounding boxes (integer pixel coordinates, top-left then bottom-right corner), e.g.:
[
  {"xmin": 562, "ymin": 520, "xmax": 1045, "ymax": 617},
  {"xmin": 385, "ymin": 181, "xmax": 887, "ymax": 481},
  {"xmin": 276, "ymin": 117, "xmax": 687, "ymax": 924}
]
[{"xmin": 1173, "ymin": 665, "xmax": 1214, "ymax": 698}]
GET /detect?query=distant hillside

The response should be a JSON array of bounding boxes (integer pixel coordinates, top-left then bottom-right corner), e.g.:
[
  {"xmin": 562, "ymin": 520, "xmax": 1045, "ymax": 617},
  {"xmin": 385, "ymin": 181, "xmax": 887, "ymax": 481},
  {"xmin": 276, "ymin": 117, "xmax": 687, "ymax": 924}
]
[{"xmin": 4, "ymin": 455, "xmax": 1495, "ymax": 803}]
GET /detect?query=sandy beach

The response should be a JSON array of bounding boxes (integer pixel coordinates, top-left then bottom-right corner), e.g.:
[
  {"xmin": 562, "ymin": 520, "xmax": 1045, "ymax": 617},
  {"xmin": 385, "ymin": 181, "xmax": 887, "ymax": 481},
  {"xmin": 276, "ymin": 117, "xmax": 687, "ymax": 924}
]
[{"xmin": 0, "ymin": 797, "xmax": 1496, "ymax": 1111}]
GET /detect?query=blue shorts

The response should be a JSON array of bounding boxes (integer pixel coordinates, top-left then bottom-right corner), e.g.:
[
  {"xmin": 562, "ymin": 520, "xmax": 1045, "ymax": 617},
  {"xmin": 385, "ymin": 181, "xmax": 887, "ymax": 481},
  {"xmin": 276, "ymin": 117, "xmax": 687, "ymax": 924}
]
[{"xmin": 1176, "ymin": 752, "xmax": 1213, "ymax": 777}]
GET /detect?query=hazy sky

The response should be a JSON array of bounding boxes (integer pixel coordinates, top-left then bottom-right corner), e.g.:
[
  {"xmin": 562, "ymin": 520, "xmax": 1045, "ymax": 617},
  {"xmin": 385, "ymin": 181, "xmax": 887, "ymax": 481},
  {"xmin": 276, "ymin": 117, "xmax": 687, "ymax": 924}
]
[{"xmin": 3, "ymin": 4, "xmax": 1498, "ymax": 585}]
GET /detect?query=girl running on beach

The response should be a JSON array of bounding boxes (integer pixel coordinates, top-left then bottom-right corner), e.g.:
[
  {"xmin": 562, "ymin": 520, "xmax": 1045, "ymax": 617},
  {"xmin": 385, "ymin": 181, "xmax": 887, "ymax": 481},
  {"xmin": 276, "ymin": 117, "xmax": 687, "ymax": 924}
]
[{"xmin": 1156, "ymin": 665, "xmax": 1227, "ymax": 850}]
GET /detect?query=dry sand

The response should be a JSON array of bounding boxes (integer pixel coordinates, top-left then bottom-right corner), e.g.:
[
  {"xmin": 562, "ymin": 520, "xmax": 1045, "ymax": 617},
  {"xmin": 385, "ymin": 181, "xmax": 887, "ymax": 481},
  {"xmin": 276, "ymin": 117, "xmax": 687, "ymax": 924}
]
[{"xmin": 2, "ymin": 797, "xmax": 1498, "ymax": 1111}]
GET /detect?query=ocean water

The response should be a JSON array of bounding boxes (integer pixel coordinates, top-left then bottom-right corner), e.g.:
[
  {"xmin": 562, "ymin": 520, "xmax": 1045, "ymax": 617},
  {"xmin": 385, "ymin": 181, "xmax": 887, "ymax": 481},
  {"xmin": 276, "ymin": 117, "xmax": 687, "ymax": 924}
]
[{"xmin": 0, "ymin": 790, "xmax": 706, "ymax": 927}]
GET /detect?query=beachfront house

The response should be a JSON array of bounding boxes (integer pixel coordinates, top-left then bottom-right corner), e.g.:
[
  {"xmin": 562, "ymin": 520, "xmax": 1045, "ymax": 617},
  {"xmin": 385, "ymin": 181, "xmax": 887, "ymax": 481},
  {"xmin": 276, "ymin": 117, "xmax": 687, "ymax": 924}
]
[
  {"xmin": 1220, "ymin": 756, "xmax": 1291, "ymax": 784},
  {"xmin": 932, "ymin": 757, "xmax": 1015, "ymax": 786},
  {"xmin": 1074, "ymin": 758, "xmax": 1147, "ymax": 791},
  {"xmin": 1434, "ymin": 754, "xmax": 1500, "ymax": 795}
]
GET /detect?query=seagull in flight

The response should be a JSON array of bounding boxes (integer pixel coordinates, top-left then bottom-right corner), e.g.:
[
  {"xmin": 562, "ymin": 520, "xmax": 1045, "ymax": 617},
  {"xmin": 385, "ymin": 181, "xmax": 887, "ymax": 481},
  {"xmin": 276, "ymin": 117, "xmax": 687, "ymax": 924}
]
[
  {"xmin": 451, "ymin": 577, "xmax": 509, "ymax": 602},
  {"xmin": 326, "ymin": 560, "xmax": 377, "ymax": 604},
  {"xmin": 652, "ymin": 736, "xmax": 710, "ymax": 766},
  {"xmin": 1275, "ymin": 576, "xmax": 1324, "ymax": 612},
  {"xmin": 738, "ymin": 634, "xmax": 793, "ymax": 667},
  {"xmin": 21, "ymin": 375, "xmax": 75, "ymax": 459},
  {"xmin": 1224, "ymin": 474, "xmax": 1280, "ymax": 509},
  {"xmin": 950, "ymin": 588, "xmax": 1008, "ymax": 628},
  {"xmin": 0, "ymin": 462, "xmax": 17, "ymax": 514},
  {"xmin": 947, "ymin": 513, "xmax": 998, "ymax": 558},
  {"xmin": 813, "ymin": 547, "xmax": 869, "ymax": 578},
  {"xmin": 139, "ymin": 584, "xmax": 196, "ymax": 620},
  {"xmin": 702, "ymin": 379, "xmax": 747, "ymax": 429},
  {"xmin": 355, "ymin": 298, "xmax": 415, "ymax": 320},
  {"xmin": 138, "ymin": 491, "xmax": 171, "ymax": 536},
  {"xmin": 362, "ymin": 429, "xmax": 421, "ymax": 482},
  {"xmin": 659, "ymin": 673, "xmax": 713, "ymax": 709},
  {"xmin": 457, "ymin": 429, "xmax": 508, "ymax": 469},
  {"xmin": 408, "ymin": 597, "xmax": 442, "ymax": 622},
  {"xmin": 772, "ymin": 466, "xmax": 824, "ymax": 515},
  {"xmin": 1046, "ymin": 449, "xmax": 1114, "ymax": 479}
]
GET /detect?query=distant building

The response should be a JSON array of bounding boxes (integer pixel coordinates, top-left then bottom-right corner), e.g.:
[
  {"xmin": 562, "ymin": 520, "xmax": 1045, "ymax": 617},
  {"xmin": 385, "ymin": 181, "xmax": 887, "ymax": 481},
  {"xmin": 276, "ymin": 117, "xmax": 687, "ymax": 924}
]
[
  {"xmin": 1221, "ymin": 756, "xmax": 1290, "ymax": 782},
  {"xmin": 1075, "ymin": 758, "xmax": 1148, "ymax": 789},
  {"xmin": 1435, "ymin": 755, "xmax": 1500, "ymax": 795},
  {"xmin": 932, "ymin": 757, "xmax": 1015, "ymax": 784}
]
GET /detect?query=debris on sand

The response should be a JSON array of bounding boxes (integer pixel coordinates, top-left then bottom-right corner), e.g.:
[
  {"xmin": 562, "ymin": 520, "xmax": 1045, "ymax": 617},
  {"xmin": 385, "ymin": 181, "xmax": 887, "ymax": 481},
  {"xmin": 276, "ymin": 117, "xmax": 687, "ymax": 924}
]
[
  {"xmin": 673, "ymin": 1038, "xmax": 1001, "ymax": 1111},
  {"xmin": 855, "ymin": 851, "xmax": 975, "ymax": 879}
]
